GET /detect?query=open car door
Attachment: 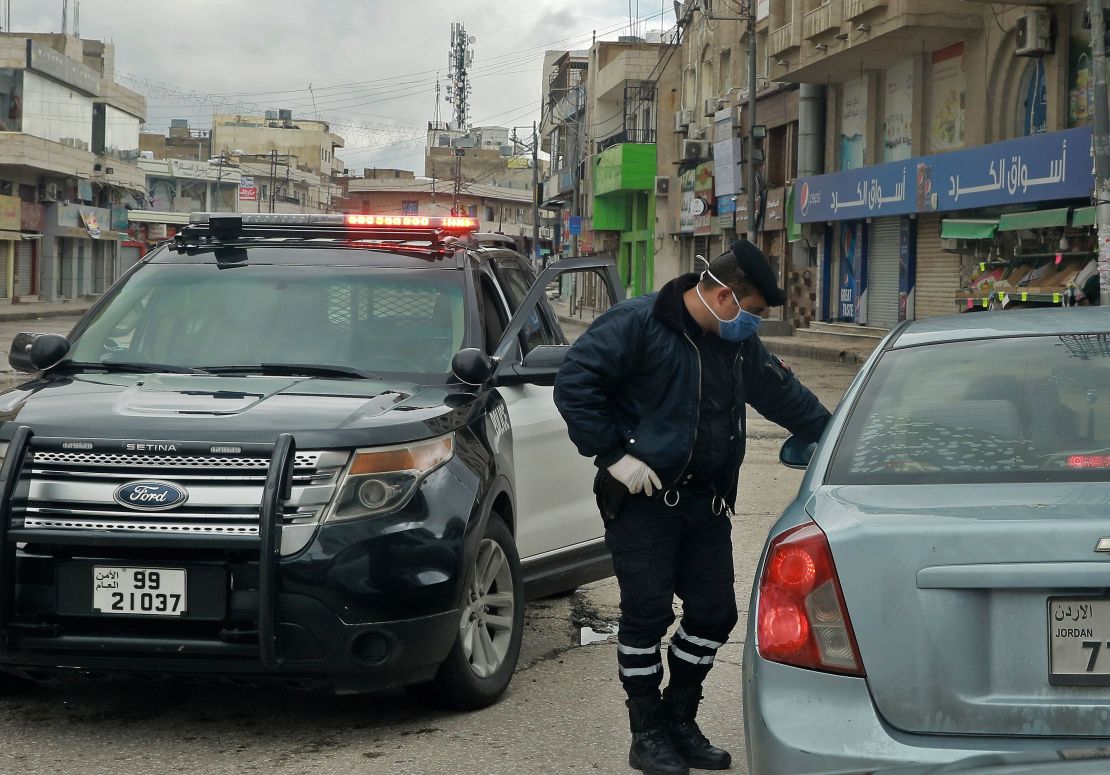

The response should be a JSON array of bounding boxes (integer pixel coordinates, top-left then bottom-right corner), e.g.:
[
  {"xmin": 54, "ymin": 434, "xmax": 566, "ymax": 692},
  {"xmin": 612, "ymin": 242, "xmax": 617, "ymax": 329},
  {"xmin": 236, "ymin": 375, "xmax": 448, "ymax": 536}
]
[{"xmin": 490, "ymin": 256, "xmax": 624, "ymax": 583}]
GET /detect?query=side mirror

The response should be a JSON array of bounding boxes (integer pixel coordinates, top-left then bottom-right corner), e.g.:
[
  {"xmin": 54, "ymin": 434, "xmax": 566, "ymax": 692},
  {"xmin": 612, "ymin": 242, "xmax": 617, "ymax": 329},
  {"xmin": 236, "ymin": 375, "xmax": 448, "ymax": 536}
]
[
  {"xmin": 451, "ymin": 348, "xmax": 495, "ymax": 386},
  {"xmin": 497, "ymin": 345, "xmax": 569, "ymax": 387},
  {"xmin": 9, "ymin": 333, "xmax": 70, "ymax": 373},
  {"xmin": 779, "ymin": 435, "xmax": 817, "ymax": 470}
]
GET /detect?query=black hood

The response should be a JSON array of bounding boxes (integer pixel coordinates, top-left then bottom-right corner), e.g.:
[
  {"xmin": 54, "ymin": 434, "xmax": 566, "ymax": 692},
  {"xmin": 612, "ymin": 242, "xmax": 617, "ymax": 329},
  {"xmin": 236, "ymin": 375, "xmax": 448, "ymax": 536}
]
[{"xmin": 0, "ymin": 373, "xmax": 478, "ymax": 448}]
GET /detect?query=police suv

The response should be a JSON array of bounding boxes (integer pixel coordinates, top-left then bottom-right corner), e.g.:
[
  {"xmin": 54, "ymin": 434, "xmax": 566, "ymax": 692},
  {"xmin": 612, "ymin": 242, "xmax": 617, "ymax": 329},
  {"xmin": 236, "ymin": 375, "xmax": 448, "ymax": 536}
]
[{"xmin": 0, "ymin": 213, "xmax": 621, "ymax": 709}]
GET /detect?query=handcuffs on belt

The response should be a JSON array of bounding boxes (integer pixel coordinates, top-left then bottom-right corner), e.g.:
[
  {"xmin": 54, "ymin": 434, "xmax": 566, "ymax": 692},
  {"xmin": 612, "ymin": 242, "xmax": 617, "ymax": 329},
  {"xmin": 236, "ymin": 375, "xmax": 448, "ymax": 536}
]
[{"xmin": 659, "ymin": 486, "xmax": 733, "ymax": 517}]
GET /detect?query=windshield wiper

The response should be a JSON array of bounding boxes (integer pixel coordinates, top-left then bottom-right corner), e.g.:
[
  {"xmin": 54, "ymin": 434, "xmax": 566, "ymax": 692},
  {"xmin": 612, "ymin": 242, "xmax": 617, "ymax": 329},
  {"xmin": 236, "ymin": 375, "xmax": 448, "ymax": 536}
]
[
  {"xmin": 55, "ymin": 360, "xmax": 205, "ymax": 375},
  {"xmin": 202, "ymin": 363, "xmax": 373, "ymax": 379}
]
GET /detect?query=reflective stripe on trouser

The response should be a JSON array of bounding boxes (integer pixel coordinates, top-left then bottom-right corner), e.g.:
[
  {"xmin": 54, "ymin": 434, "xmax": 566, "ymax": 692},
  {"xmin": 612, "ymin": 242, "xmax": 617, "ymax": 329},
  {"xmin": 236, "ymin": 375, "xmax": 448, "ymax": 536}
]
[
  {"xmin": 617, "ymin": 639, "xmax": 663, "ymax": 684},
  {"xmin": 668, "ymin": 624, "xmax": 725, "ymax": 687}
]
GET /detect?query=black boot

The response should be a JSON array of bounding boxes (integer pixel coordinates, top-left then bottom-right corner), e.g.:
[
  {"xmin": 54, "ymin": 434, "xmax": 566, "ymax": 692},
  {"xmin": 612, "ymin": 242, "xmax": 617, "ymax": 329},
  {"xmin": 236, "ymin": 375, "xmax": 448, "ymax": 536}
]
[
  {"xmin": 662, "ymin": 685, "xmax": 732, "ymax": 770},
  {"xmin": 626, "ymin": 695, "xmax": 689, "ymax": 775}
]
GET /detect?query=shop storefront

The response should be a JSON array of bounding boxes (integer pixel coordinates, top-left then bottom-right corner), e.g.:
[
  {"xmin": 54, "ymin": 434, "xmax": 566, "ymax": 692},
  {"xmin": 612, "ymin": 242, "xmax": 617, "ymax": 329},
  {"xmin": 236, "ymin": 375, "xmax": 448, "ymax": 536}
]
[
  {"xmin": 16, "ymin": 200, "xmax": 44, "ymax": 301},
  {"xmin": 42, "ymin": 204, "xmax": 128, "ymax": 301},
  {"xmin": 796, "ymin": 125, "xmax": 1096, "ymax": 325}
]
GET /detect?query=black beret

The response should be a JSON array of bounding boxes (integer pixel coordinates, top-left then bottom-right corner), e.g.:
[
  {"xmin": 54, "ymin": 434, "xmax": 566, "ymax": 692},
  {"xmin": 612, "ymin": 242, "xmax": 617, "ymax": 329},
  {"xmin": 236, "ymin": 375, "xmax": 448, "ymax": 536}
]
[{"xmin": 728, "ymin": 239, "xmax": 787, "ymax": 307}]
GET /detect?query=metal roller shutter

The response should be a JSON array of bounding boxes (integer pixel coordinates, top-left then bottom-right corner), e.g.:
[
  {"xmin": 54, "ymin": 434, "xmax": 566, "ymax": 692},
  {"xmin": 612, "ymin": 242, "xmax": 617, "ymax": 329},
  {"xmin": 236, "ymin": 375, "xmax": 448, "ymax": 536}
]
[
  {"xmin": 16, "ymin": 240, "xmax": 32, "ymax": 297},
  {"xmin": 914, "ymin": 213, "xmax": 960, "ymax": 319},
  {"xmin": 866, "ymin": 218, "xmax": 901, "ymax": 329}
]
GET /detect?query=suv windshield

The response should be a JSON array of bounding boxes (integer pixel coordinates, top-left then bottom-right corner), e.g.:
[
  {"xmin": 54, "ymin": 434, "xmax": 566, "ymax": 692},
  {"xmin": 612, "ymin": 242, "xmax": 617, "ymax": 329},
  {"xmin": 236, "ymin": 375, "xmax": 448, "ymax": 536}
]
[
  {"xmin": 68, "ymin": 263, "xmax": 467, "ymax": 380},
  {"xmin": 828, "ymin": 334, "xmax": 1110, "ymax": 484}
]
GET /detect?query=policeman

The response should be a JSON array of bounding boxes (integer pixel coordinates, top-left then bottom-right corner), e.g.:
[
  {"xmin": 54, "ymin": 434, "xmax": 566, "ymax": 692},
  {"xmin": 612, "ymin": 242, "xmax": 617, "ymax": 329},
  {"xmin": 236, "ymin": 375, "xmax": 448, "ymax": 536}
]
[{"xmin": 554, "ymin": 241, "xmax": 831, "ymax": 775}]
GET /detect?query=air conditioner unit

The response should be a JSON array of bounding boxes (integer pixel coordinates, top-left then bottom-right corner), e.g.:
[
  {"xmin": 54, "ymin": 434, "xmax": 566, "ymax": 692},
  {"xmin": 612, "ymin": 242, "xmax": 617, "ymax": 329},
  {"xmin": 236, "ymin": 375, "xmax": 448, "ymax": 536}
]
[
  {"xmin": 682, "ymin": 139, "xmax": 710, "ymax": 162},
  {"xmin": 703, "ymin": 98, "xmax": 718, "ymax": 117},
  {"xmin": 41, "ymin": 182, "xmax": 61, "ymax": 202},
  {"xmin": 1015, "ymin": 8, "xmax": 1052, "ymax": 56},
  {"xmin": 674, "ymin": 110, "xmax": 691, "ymax": 133},
  {"xmin": 655, "ymin": 176, "xmax": 671, "ymax": 196}
]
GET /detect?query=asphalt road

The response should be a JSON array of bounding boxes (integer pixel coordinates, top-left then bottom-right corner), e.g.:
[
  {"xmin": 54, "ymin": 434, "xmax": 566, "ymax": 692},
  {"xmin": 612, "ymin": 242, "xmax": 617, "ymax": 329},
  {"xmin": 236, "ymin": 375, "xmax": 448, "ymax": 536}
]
[{"xmin": 0, "ymin": 339, "xmax": 856, "ymax": 774}]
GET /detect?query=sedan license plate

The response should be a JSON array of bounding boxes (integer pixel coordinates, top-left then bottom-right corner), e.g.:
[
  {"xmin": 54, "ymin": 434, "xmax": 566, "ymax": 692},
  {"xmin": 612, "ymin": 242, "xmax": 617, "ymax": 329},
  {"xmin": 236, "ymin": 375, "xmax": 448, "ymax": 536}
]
[
  {"xmin": 1048, "ymin": 598, "xmax": 1110, "ymax": 684},
  {"xmin": 92, "ymin": 567, "xmax": 187, "ymax": 617}
]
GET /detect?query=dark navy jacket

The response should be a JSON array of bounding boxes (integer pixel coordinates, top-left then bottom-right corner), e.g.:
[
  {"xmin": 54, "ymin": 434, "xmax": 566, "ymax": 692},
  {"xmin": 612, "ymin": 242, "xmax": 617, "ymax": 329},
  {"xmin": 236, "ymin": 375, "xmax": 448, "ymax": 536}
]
[{"xmin": 554, "ymin": 273, "xmax": 831, "ymax": 503}]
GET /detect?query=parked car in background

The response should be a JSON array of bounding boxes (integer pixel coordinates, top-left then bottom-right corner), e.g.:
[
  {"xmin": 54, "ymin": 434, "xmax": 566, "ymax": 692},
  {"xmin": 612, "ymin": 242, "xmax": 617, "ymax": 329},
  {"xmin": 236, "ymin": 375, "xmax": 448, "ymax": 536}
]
[{"xmin": 745, "ymin": 308, "xmax": 1110, "ymax": 773}]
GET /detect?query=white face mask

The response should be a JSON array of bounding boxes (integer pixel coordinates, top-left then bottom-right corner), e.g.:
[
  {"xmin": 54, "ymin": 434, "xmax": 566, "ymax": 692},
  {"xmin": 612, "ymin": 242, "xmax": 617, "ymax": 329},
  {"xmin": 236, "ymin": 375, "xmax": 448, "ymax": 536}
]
[{"xmin": 696, "ymin": 269, "xmax": 762, "ymax": 342}]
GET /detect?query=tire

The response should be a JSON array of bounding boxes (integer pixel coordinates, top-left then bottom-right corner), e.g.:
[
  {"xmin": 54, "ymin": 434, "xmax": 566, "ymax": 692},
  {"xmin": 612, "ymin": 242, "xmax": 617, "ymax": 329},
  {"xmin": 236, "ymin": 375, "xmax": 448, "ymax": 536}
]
[{"xmin": 407, "ymin": 514, "xmax": 524, "ymax": 711}]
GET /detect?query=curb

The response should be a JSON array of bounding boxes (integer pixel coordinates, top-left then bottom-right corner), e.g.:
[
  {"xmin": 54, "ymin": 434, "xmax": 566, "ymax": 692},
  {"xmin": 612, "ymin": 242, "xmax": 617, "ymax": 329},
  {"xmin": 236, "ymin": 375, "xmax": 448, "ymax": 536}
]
[
  {"xmin": 0, "ymin": 305, "xmax": 93, "ymax": 323},
  {"xmin": 762, "ymin": 338, "xmax": 871, "ymax": 371}
]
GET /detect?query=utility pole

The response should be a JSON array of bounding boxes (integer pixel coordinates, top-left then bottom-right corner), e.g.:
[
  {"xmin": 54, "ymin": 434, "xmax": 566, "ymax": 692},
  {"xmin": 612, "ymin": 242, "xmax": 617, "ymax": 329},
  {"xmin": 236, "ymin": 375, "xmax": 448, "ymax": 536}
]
[
  {"xmin": 532, "ymin": 120, "xmax": 541, "ymax": 269},
  {"xmin": 746, "ymin": 0, "xmax": 758, "ymax": 237},
  {"xmin": 269, "ymin": 150, "xmax": 277, "ymax": 213},
  {"xmin": 1091, "ymin": 0, "xmax": 1110, "ymax": 300},
  {"xmin": 570, "ymin": 86, "xmax": 583, "ymax": 259}
]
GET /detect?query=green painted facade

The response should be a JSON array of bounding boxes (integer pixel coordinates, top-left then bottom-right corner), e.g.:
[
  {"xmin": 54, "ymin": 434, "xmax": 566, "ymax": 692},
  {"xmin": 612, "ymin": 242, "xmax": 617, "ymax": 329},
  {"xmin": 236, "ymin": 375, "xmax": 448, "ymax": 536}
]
[{"xmin": 592, "ymin": 143, "xmax": 657, "ymax": 297}]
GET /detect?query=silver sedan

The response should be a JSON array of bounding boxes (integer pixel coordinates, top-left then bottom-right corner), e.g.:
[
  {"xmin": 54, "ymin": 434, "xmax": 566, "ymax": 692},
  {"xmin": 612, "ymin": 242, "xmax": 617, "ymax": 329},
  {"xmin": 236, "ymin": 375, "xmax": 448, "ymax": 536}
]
[{"xmin": 744, "ymin": 307, "xmax": 1110, "ymax": 773}]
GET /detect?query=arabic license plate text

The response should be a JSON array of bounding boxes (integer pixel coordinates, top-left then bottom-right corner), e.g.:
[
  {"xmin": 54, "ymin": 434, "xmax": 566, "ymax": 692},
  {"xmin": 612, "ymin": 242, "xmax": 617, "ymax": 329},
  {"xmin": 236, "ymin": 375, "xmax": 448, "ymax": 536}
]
[{"xmin": 91, "ymin": 566, "xmax": 187, "ymax": 616}]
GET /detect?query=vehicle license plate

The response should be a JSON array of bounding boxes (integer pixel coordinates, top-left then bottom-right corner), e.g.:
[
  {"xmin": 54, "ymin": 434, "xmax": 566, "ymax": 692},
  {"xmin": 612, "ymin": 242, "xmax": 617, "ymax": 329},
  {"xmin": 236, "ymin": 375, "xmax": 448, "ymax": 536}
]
[
  {"xmin": 1048, "ymin": 598, "xmax": 1110, "ymax": 684},
  {"xmin": 91, "ymin": 566, "xmax": 187, "ymax": 616}
]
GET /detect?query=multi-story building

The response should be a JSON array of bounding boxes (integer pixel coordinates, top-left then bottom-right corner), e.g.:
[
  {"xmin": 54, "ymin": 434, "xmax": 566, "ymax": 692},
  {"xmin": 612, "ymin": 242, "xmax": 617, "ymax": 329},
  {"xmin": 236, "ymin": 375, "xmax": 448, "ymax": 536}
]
[
  {"xmin": 778, "ymin": 0, "xmax": 1100, "ymax": 329},
  {"xmin": 140, "ymin": 119, "xmax": 212, "ymax": 162},
  {"xmin": 0, "ymin": 32, "xmax": 146, "ymax": 302},
  {"xmin": 539, "ymin": 51, "xmax": 589, "ymax": 262},
  {"xmin": 424, "ymin": 123, "xmax": 537, "ymax": 191},
  {"xmin": 581, "ymin": 36, "xmax": 668, "ymax": 297},
  {"xmin": 209, "ymin": 112, "xmax": 345, "ymax": 213}
]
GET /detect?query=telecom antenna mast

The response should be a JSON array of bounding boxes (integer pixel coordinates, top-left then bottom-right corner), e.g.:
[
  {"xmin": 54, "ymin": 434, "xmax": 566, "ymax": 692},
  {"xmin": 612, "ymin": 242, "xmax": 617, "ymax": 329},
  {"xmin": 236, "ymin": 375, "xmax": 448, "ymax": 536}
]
[{"xmin": 444, "ymin": 22, "xmax": 474, "ymax": 131}]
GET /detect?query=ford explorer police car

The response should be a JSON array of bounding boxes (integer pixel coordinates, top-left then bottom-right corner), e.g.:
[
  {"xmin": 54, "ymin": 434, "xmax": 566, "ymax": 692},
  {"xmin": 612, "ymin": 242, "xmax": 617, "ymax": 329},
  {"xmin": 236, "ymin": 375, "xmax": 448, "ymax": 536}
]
[{"xmin": 0, "ymin": 213, "xmax": 621, "ymax": 709}]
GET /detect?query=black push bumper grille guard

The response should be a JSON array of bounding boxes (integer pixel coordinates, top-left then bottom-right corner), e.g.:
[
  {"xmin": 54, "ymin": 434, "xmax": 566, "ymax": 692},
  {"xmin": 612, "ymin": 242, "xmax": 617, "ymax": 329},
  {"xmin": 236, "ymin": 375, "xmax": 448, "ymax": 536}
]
[{"xmin": 0, "ymin": 427, "xmax": 297, "ymax": 669}]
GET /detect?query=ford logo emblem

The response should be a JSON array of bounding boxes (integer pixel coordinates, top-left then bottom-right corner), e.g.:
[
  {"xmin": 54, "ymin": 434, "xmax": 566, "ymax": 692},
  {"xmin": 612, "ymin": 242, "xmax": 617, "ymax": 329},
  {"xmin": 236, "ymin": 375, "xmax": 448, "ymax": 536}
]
[{"xmin": 113, "ymin": 480, "xmax": 189, "ymax": 512}]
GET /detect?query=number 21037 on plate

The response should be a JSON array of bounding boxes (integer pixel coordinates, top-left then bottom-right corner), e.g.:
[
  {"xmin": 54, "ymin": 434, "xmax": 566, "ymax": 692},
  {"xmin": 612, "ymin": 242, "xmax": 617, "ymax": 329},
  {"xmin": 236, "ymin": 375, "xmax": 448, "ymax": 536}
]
[{"xmin": 92, "ymin": 567, "xmax": 187, "ymax": 616}]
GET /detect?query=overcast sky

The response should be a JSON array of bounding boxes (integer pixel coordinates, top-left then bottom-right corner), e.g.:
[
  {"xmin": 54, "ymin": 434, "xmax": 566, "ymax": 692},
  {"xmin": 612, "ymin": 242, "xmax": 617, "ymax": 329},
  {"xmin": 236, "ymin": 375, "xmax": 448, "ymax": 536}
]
[{"xmin": 11, "ymin": 0, "xmax": 675, "ymax": 174}]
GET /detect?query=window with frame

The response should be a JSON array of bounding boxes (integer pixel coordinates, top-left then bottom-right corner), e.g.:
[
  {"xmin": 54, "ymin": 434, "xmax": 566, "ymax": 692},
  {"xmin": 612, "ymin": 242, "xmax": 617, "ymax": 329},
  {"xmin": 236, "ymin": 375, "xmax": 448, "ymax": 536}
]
[
  {"xmin": 495, "ymin": 262, "xmax": 557, "ymax": 353},
  {"xmin": 401, "ymin": 200, "xmax": 419, "ymax": 215}
]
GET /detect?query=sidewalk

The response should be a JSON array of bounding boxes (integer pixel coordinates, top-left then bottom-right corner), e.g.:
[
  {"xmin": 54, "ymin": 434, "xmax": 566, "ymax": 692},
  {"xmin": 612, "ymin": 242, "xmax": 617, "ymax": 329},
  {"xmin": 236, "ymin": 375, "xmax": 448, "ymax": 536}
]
[
  {"xmin": 761, "ymin": 333, "xmax": 878, "ymax": 371},
  {"xmin": 0, "ymin": 300, "xmax": 95, "ymax": 322}
]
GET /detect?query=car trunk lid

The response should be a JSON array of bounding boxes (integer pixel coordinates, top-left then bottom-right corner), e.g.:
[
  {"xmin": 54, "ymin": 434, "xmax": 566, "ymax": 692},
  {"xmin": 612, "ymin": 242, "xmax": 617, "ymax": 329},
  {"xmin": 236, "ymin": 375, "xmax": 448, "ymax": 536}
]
[{"xmin": 811, "ymin": 482, "xmax": 1110, "ymax": 737}]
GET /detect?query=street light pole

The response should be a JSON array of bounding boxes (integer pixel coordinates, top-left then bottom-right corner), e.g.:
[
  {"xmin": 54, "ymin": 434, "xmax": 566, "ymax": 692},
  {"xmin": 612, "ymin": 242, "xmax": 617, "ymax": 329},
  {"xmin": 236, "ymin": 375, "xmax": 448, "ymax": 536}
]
[
  {"xmin": 532, "ymin": 120, "xmax": 541, "ymax": 269},
  {"xmin": 1090, "ymin": 0, "xmax": 1110, "ymax": 301},
  {"xmin": 746, "ymin": 0, "xmax": 758, "ymax": 237}
]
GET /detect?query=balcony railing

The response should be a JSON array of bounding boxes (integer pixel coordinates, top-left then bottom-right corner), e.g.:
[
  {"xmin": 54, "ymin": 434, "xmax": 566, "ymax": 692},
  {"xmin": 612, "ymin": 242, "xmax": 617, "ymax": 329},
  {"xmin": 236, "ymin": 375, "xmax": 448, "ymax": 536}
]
[
  {"xmin": 804, "ymin": 2, "xmax": 843, "ymax": 39},
  {"xmin": 596, "ymin": 127, "xmax": 656, "ymax": 154},
  {"xmin": 843, "ymin": 0, "xmax": 887, "ymax": 21},
  {"xmin": 769, "ymin": 19, "xmax": 803, "ymax": 56}
]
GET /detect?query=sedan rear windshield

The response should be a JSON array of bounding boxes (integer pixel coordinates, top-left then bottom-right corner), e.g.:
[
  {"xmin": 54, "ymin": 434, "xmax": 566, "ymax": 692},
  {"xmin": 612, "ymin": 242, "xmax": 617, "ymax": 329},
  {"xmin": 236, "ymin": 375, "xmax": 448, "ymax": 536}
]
[
  {"xmin": 828, "ymin": 334, "xmax": 1110, "ymax": 484},
  {"xmin": 69, "ymin": 263, "xmax": 467, "ymax": 380}
]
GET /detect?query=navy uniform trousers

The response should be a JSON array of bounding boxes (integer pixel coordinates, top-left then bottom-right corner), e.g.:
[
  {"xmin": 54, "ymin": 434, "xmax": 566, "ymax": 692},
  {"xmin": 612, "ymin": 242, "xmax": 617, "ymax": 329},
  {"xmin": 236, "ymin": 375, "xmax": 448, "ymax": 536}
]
[{"xmin": 604, "ymin": 487, "xmax": 739, "ymax": 698}]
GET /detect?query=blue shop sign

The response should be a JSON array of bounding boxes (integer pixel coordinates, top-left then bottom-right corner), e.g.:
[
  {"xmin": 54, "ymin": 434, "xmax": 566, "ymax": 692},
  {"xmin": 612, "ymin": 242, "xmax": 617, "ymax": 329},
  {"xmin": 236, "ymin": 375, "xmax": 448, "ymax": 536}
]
[{"xmin": 795, "ymin": 126, "xmax": 1094, "ymax": 223}]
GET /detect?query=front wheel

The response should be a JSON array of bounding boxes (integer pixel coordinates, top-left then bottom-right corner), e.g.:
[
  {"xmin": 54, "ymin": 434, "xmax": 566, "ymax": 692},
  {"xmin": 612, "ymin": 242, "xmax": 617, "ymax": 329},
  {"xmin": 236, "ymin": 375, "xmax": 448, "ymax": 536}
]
[{"xmin": 407, "ymin": 514, "xmax": 523, "ymax": 710}]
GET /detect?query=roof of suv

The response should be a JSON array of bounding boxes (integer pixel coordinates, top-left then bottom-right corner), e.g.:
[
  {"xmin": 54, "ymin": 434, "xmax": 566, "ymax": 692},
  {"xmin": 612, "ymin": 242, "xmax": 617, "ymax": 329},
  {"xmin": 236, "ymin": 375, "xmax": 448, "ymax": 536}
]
[
  {"xmin": 160, "ymin": 212, "xmax": 508, "ymax": 270},
  {"xmin": 892, "ymin": 306, "xmax": 1110, "ymax": 349}
]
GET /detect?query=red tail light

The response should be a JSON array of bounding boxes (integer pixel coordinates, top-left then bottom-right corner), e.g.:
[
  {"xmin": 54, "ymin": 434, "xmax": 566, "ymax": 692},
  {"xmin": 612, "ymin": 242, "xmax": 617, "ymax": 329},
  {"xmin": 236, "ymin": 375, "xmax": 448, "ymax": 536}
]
[{"xmin": 757, "ymin": 521, "xmax": 865, "ymax": 676}]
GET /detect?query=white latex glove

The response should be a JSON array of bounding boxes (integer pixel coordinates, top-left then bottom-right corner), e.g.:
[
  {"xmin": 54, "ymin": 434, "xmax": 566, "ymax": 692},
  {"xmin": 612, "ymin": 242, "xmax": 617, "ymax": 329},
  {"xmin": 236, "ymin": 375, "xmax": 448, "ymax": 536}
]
[{"xmin": 607, "ymin": 454, "xmax": 663, "ymax": 497}]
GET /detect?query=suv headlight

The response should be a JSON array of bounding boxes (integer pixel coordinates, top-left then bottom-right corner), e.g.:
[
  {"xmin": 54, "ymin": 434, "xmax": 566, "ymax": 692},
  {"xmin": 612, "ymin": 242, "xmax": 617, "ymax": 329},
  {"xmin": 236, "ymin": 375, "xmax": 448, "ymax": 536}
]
[{"xmin": 325, "ymin": 435, "xmax": 454, "ymax": 522}]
